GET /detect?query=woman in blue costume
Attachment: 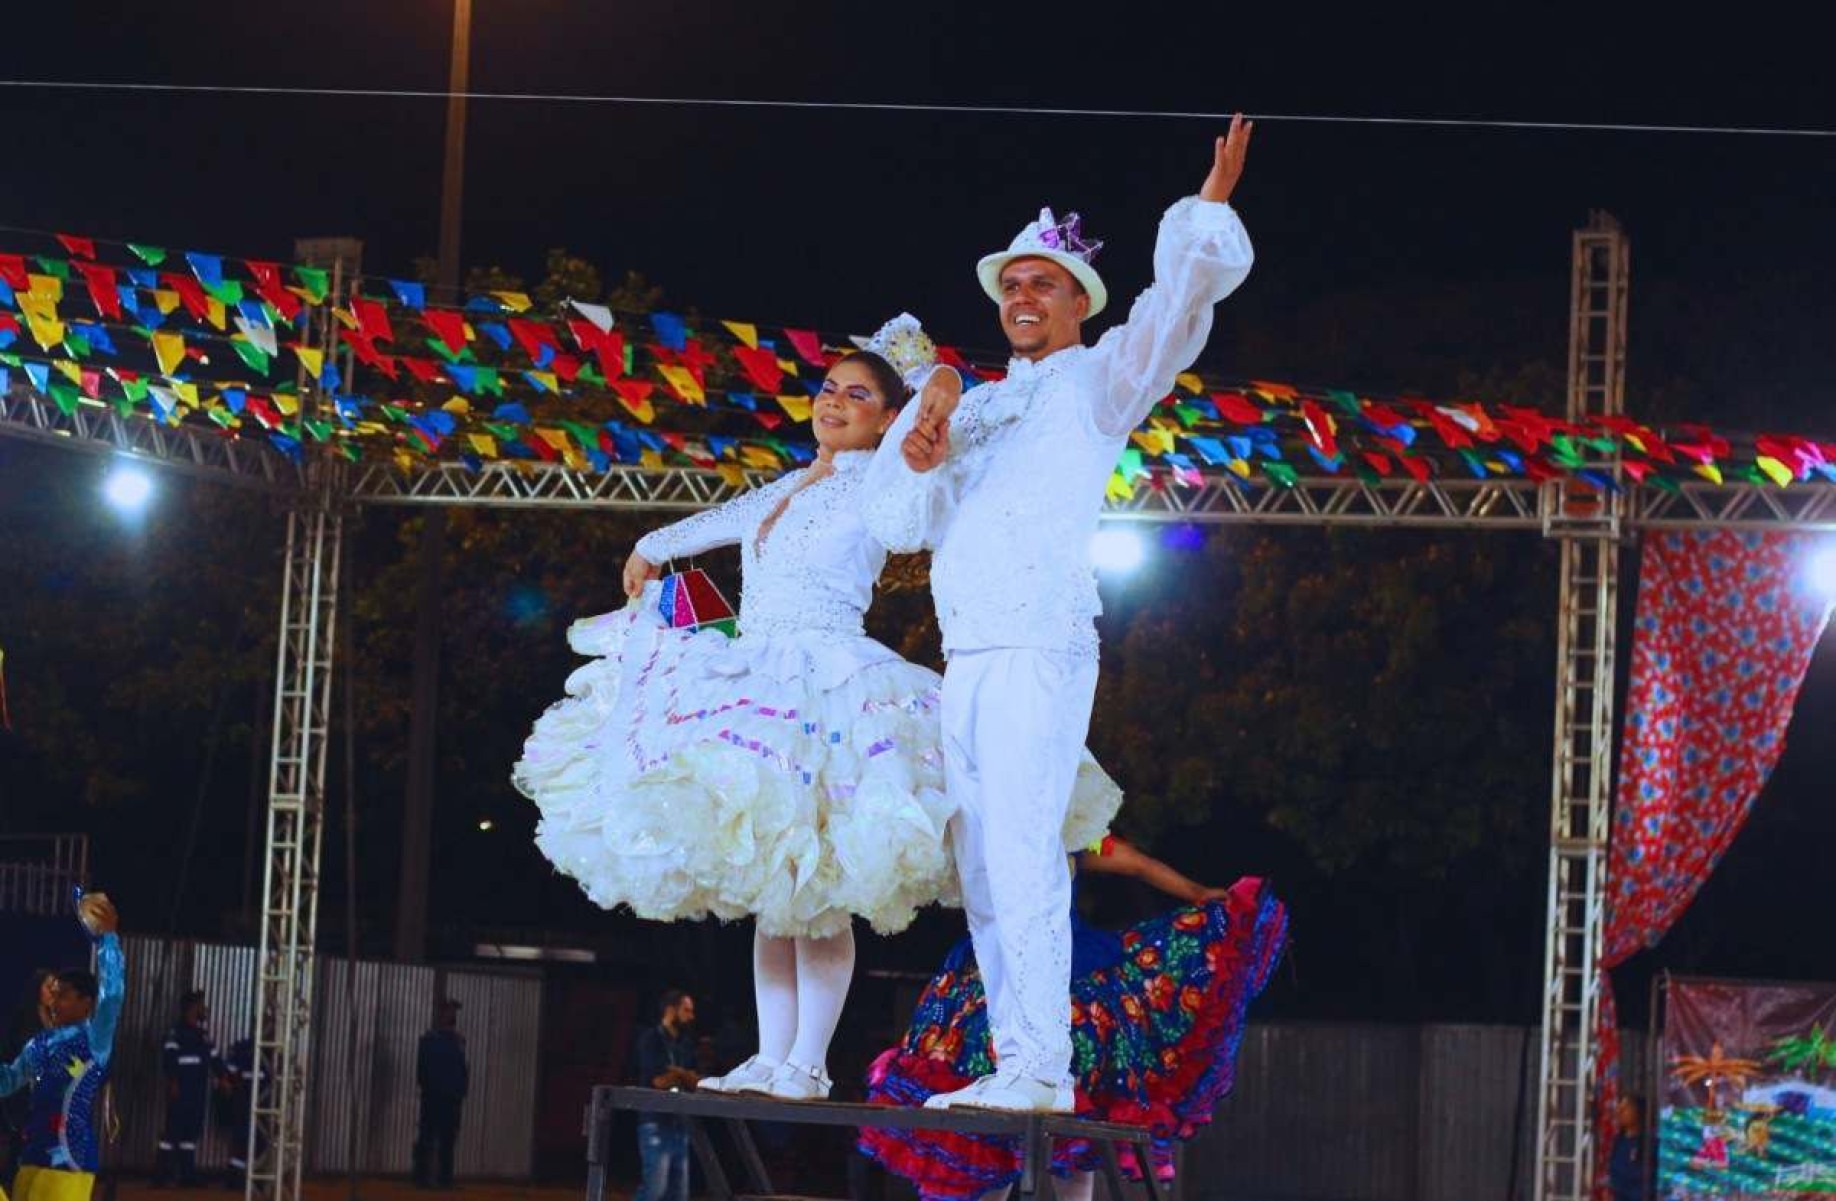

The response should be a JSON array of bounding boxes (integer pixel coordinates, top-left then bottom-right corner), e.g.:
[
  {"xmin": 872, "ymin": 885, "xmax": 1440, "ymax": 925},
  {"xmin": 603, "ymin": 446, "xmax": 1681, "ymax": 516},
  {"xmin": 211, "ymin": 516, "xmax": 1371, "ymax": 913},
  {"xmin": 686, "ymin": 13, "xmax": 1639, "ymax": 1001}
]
[
  {"xmin": 514, "ymin": 316, "xmax": 1121, "ymax": 1102},
  {"xmin": 860, "ymin": 838, "xmax": 1287, "ymax": 1201}
]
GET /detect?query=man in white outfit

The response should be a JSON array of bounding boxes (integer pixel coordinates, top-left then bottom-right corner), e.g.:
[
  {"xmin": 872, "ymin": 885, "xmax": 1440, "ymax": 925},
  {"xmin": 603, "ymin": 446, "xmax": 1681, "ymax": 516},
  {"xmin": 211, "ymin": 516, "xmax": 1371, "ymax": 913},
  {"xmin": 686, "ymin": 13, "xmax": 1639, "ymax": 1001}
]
[{"xmin": 862, "ymin": 118, "xmax": 1256, "ymax": 1112}]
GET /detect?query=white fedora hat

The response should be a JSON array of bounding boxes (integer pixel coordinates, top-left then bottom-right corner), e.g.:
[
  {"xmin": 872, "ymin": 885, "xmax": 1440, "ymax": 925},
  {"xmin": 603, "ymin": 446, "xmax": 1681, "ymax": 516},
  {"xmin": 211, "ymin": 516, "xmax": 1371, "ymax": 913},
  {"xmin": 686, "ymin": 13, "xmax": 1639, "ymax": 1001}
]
[{"xmin": 976, "ymin": 207, "xmax": 1108, "ymax": 318}]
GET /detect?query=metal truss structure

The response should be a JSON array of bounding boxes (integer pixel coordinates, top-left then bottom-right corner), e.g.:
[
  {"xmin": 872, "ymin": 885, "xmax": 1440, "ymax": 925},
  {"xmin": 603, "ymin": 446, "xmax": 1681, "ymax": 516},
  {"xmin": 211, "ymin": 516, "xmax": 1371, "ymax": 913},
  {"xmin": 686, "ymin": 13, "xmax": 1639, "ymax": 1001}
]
[
  {"xmin": 2, "ymin": 217, "xmax": 1831, "ymax": 1201},
  {"xmin": 0, "ymin": 384, "xmax": 300, "ymax": 493}
]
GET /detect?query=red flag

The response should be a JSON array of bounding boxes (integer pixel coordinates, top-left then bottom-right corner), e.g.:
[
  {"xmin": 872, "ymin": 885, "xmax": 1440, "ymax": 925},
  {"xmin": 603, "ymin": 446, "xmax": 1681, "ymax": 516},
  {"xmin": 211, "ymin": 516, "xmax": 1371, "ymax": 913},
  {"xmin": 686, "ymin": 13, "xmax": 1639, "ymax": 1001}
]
[
  {"xmin": 245, "ymin": 260, "xmax": 304, "ymax": 322},
  {"xmin": 1418, "ymin": 403, "xmax": 1475, "ymax": 450},
  {"xmin": 350, "ymin": 297, "xmax": 394, "ymax": 343},
  {"xmin": 55, "ymin": 233, "xmax": 97, "ymax": 260},
  {"xmin": 550, "ymin": 353, "xmax": 582, "ymax": 383},
  {"xmin": 160, "ymin": 273, "xmax": 212, "ymax": 322},
  {"xmin": 1360, "ymin": 451, "xmax": 1394, "ymax": 477},
  {"xmin": 0, "ymin": 255, "xmax": 28, "ymax": 289},
  {"xmin": 75, "ymin": 262, "xmax": 122, "ymax": 320},
  {"xmin": 1210, "ymin": 391, "xmax": 1264, "ymax": 426},
  {"xmin": 1299, "ymin": 399, "xmax": 1339, "ymax": 458},
  {"xmin": 509, "ymin": 317, "xmax": 560, "ymax": 361},
  {"xmin": 401, "ymin": 357, "xmax": 442, "ymax": 384},
  {"xmin": 677, "ymin": 338, "xmax": 719, "ymax": 377},
  {"xmin": 423, "ymin": 309, "xmax": 470, "ymax": 354},
  {"xmin": 732, "ymin": 346, "xmax": 784, "ymax": 394},
  {"xmin": 1394, "ymin": 454, "xmax": 1432, "ymax": 483},
  {"xmin": 782, "ymin": 328, "xmax": 828, "ymax": 368}
]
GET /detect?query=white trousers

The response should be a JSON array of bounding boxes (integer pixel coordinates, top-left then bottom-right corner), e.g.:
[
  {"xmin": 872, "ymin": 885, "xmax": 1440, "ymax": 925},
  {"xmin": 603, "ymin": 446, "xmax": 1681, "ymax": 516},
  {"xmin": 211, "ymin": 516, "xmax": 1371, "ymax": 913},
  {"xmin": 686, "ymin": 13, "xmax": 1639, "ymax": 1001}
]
[{"xmin": 942, "ymin": 647, "xmax": 1099, "ymax": 1083}]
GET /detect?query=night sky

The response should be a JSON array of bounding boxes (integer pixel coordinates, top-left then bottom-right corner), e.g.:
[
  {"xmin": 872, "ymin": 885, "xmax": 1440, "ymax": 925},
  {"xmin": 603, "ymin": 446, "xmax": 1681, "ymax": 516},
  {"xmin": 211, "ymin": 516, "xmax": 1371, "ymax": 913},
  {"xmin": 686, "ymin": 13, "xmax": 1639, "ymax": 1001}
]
[{"xmin": 2, "ymin": 4, "xmax": 1833, "ymax": 1024}]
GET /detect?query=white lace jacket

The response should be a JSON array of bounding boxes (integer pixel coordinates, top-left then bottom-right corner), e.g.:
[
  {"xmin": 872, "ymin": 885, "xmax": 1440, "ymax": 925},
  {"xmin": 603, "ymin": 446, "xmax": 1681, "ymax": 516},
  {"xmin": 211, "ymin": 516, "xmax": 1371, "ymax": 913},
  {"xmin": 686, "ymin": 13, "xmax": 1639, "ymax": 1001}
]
[
  {"xmin": 862, "ymin": 196, "xmax": 1254, "ymax": 656},
  {"xmin": 634, "ymin": 449, "xmax": 884, "ymax": 640}
]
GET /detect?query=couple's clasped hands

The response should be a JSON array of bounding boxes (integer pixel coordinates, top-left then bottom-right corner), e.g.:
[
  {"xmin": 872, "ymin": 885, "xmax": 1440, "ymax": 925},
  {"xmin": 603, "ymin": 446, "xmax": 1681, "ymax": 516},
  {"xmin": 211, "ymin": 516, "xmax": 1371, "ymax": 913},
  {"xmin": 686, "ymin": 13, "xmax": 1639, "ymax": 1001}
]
[{"xmin": 900, "ymin": 366, "xmax": 963, "ymax": 474}]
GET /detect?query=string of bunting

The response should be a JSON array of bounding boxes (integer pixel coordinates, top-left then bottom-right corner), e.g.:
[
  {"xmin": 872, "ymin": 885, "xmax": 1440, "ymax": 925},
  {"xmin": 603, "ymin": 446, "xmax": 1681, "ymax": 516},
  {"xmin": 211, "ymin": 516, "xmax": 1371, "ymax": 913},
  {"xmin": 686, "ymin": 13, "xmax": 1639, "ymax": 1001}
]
[{"xmin": 3, "ymin": 229, "xmax": 1833, "ymax": 493}]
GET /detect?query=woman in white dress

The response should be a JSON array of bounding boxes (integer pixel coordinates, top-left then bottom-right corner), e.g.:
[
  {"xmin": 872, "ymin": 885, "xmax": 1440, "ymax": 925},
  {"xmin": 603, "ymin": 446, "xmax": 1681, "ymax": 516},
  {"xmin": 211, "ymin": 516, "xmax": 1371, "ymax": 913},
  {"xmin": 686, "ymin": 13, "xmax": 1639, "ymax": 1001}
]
[{"xmin": 513, "ymin": 315, "xmax": 1120, "ymax": 1101}]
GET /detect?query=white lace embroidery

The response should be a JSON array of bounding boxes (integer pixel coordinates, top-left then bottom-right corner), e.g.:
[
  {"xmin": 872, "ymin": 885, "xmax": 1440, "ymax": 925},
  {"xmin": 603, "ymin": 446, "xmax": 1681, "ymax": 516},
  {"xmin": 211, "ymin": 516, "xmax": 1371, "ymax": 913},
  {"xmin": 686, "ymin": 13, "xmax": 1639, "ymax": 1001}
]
[{"xmin": 636, "ymin": 451, "xmax": 884, "ymax": 639}]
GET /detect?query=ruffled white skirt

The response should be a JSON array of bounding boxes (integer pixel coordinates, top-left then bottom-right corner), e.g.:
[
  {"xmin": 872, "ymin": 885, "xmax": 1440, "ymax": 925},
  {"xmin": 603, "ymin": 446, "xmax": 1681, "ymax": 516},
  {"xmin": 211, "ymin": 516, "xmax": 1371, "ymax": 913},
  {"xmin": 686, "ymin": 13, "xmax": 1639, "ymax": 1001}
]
[{"xmin": 513, "ymin": 600, "xmax": 1122, "ymax": 939}]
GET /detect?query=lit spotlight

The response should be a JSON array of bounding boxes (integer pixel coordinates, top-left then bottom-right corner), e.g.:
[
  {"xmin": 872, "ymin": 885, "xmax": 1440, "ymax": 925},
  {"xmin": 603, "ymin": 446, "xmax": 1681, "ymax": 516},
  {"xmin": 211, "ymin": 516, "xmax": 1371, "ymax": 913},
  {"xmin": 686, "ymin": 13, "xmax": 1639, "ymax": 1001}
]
[
  {"xmin": 1807, "ymin": 542, "xmax": 1836, "ymax": 602},
  {"xmin": 477, "ymin": 819, "xmax": 495, "ymax": 832},
  {"xmin": 1090, "ymin": 526, "xmax": 1146, "ymax": 575},
  {"xmin": 102, "ymin": 463, "xmax": 154, "ymax": 513}
]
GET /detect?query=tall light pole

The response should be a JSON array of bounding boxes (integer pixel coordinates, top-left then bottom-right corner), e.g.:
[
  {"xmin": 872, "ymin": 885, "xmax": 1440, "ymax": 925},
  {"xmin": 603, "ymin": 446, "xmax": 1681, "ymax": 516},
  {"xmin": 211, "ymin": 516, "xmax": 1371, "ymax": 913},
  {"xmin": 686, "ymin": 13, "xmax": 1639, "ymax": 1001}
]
[{"xmin": 397, "ymin": 0, "xmax": 471, "ymax": 965}]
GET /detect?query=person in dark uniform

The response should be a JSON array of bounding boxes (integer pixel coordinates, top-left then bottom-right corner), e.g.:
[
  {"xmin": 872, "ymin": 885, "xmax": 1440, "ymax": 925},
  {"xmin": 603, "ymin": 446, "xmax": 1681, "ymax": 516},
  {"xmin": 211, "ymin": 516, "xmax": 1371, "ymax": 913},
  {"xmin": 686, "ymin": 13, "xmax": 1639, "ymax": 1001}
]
[
  {"xmin": 153, "ymin": 989, "xmax": 218, "ymax": 1188},
  {"xmin": 632, "ymin": 990, "xmax": 698, "ymax": 1201},
  {"xmin": 413, "ymin": 999, "xmax": 468, "ymax": 1190},
  {"xmin": 1609, "ymin": 1093, "xmax": 1648, "ymax": 1201},
  {"xmin": 216, "ymin": 1035, "xmax": 257, "ymax": 1188}
]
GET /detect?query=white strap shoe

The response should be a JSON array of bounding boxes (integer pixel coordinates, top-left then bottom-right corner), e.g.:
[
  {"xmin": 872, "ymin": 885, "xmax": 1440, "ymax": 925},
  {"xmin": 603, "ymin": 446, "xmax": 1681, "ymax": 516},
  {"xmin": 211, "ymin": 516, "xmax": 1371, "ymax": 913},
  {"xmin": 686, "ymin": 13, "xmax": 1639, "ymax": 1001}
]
[
  {"xmin": 923, "ymin": 1070, "xmax": 1073, "ymax": 1113},
  {"xmin": 699, "ymin": 1054, "xmax": 781, "ymax": 1094},
  {"xmin": 759, "ymin": 1059, "xmax": 832, "ymax": 1101}
]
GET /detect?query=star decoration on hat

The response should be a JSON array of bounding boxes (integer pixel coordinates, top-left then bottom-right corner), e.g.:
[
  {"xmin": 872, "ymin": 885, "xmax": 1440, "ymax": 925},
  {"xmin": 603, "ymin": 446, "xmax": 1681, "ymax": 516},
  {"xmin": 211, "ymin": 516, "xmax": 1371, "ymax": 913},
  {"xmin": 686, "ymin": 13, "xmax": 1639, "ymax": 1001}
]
[{"xmin": 1035, "ymin": 208, "xmax": 1103, "ymax": 264}]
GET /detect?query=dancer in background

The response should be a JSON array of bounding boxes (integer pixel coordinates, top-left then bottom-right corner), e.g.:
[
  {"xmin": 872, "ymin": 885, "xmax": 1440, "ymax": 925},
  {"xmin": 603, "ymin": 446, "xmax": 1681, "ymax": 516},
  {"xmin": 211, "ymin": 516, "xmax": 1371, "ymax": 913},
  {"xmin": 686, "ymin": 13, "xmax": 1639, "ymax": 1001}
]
[
  {"xmin": 515, "ymin": 314, "xmax": 1124, "ymax": 1101},
  {"xmin": 860, "ymin": 838, "xmax": 1287, "ymax": 1201},
  {"xmin": 0, "ymin": 892, "xmax": 124, "ymax": 1201}
]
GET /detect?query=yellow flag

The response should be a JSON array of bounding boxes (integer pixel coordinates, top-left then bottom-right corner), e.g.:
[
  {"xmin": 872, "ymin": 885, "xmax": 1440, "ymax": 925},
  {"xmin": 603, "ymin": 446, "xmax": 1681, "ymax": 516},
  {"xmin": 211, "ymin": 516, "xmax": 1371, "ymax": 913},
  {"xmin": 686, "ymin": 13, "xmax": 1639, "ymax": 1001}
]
[
  {"xmin": 334, "ymin": 308, "xmax": 359, "ymax": 330},
  {"xmin": 468, "ymin": 433, "xmax": 499, "ymax": 458},
  {"xmin": 24, "ymin": 313, "xmax": 64, "ymax": 351},
  {"xmin": 394, "ymin": 450, "xmax": 417, "ymax": 474},
  {"xmin": 1105, "ymin": 471, "xmax": 1135, "ymax": 502},
  {"xmin": 722, "ymin": 321, "xmax": 759, "ymax": 349},
  {"xmin": 658, "ymin": 364, "xmax": 705, "ymax": 405},
  {"xmin": 273, "ymin": 393, "xmax": 300, "ymax": 416},
  {"xmin": 1227, "ymin": 457, "xmax": 1253, "ymax": 479},
  {"xmin": 639, "ymin": 449, "xmax": 664, "ymax": 471},
  {"xmin": 741, "ymin": 445, "xmax": 781, "ymax": 470},
  {"xmin": 1130, "ymin": 427, "xmax": 1176, "ymax": 456},
  {"xmin": 53, "ymin": 360, "xmax": 83, "ymax": 385},
  {"xmin": 536, "ymin": 427, "xmax": 572, "ymax": 452},
  {"xmin": 441, "ymin": 397, "xmax": 472, "ymax": 415},
  {"xmin": 1175, "ymin": 371, "xmax": 1206, "ymax": 395},
  {"xmin": 25, "ymin": 274, "xmax": 63, "ymax": 302},
  {"xmin": 1692, "ymin": 462, "xmax": 1724, "ymax": 485},
  {"xmin": 295, "ymin": 347, "xmax": 324, "ymax": 380},
  {"xmin": 172, "ymin": 382, "xmax": 200, "ymax": 407},
  {"xmin": 153, "ymin": 289, "xmax": 182, "ymax": 315},
  {"xmin": 152, "ymin": 332, "xmax": 188, "ymax": 376},
  {"xmin": 715, "ymin": 462, "xmax": 748, "ymax": 487},
  {"xmin": 204, "ymin": 298, "xmax": 228, "ymax": 332},
  {"xmin": 775, "ymin": 394, "xmax": 812, "ymax": 422},
  {"xmin": 527, "ymin": 371, "xmax": 559, "ymax": 395},
  {"xmin": 1755, "ymin": 455, "xmax": 1794, "ymax": 487},
  {"xmin": 491, "ymin": 291, "xmax": 533, "ymax": 313}
]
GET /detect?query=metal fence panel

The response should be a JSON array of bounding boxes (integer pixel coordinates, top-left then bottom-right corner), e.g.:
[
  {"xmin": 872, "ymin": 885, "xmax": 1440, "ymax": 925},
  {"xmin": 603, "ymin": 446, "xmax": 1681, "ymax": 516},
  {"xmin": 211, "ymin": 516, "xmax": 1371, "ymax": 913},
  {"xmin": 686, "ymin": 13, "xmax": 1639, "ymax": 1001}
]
[
  {"xmin": 94, "ymin": 936, "xmax": 538, "ymax": 1181},
  {"xmin": 1187, "ymin": 1022, "xmax": 1651, "ymax": 1201},
  {"xmin": 442, "ymin": 968, "xmax": 544, "ymax": 1178}
]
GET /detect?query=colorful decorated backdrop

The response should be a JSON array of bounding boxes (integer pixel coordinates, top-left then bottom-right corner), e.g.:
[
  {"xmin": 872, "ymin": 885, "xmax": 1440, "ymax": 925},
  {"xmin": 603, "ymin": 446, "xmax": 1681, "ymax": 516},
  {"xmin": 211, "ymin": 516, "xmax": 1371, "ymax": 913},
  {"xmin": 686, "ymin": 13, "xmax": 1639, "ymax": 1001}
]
[
  {"xmin": 4, "ymin": 226, "xmax": 1835, "ymax": 495},
  {"xmin": 1596, "ymin": 531, "xmax": 1835, "ymax": 1195},
  {"xmin": 1657, "ymin": 978, "xmax": 1836, "ymax": 1199}
]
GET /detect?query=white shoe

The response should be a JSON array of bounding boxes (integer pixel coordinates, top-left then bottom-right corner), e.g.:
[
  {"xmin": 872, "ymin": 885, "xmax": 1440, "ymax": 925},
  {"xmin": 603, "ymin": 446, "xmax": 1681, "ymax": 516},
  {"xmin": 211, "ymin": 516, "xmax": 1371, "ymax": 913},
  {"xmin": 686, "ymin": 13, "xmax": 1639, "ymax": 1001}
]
[
  {"xmin": 755, "ymin": 1060, "xmax": 832, "ymax": 1101},
  {"xmin": 923, "ymin": 1071, "xmax": 1073, "ymax": 1113},
  {"xmin": 699, "ymin": 1054, "xmax": 780, "ymax": 1094}
]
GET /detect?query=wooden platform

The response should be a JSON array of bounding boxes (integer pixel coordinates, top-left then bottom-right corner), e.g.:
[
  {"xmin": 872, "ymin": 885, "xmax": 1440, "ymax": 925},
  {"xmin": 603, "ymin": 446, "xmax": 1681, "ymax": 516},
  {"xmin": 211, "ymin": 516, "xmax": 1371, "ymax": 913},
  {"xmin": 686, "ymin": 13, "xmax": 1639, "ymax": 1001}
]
[{"xmin": 587, "ymin": 1086, "xmax": 1165, "ymax": 1201}]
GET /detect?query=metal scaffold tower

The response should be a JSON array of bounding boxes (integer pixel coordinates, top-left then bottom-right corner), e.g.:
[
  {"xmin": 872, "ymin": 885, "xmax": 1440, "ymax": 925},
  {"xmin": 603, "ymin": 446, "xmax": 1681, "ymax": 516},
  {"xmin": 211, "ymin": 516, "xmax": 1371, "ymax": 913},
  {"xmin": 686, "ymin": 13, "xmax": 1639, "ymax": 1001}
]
[
  {"xmin": 245, "ymin": 237, "xmax": 359, "ymax": 1201},
  {"xmin": 1534, "ymin": 213, "xmax": 1630, "ymax": 1201}
]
